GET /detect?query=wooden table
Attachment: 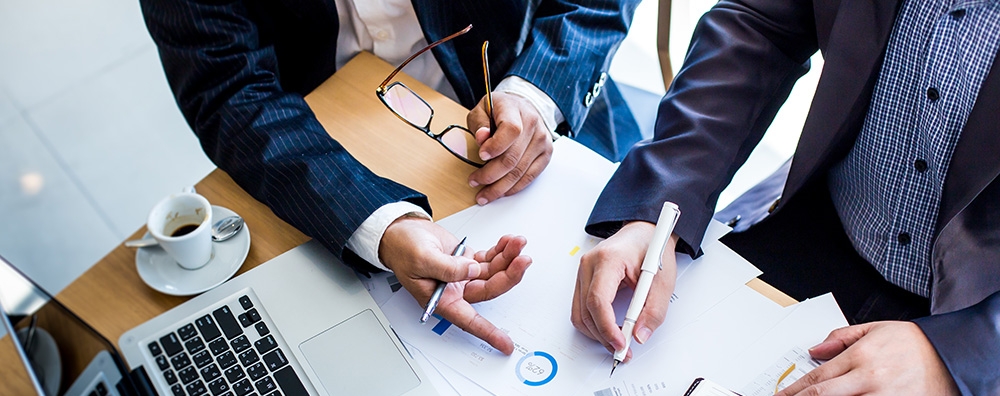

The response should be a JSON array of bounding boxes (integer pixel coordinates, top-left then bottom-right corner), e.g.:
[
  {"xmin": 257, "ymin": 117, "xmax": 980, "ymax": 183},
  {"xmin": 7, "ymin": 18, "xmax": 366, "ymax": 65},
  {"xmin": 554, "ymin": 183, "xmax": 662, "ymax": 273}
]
[{"xmin": 2, "ymin": 52, "xmax": 793, "ymax": 393}]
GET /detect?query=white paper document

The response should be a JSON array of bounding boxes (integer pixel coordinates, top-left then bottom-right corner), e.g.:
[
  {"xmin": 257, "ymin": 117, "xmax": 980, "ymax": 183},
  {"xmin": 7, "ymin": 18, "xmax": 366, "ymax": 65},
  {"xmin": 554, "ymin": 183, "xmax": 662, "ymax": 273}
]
[
  {"xmin": 381, "ymin": 139, "xmax": 760, "ymax": 395},
  {"xmin": 588, "ymin": 293, "xmax": 847, "ymax": 396}
]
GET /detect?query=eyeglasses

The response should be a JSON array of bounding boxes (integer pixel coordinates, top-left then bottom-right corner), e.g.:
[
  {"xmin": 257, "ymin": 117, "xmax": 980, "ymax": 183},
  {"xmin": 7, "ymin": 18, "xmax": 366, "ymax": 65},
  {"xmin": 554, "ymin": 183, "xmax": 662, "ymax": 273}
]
[{"xmin": 376, "ymin": 24, "xmax": 495, "ymax": 168}]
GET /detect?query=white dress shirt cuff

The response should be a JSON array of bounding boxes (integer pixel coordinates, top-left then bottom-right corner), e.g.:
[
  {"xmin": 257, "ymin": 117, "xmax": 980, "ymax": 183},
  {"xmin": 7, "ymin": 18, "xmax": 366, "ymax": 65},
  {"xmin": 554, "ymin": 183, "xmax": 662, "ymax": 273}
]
[
  {"xmin": 345, "ymin": 201, "xmax": 432, "ymax": 272},
  {"xmin": 496, "ymin": 76, "xmax": 566, "ymax": 141}
]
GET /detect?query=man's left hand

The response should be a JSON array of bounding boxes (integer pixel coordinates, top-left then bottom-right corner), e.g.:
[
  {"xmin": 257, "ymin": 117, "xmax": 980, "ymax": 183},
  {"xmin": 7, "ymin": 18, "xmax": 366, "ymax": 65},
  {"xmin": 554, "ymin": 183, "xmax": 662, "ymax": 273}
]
[
  {"xmin": 776, "ymin": 321, "xmax": 959, "ymax": 396},
  {"xmin": 466, "ymin": 92, "xmax": 553, "ymax": 205}
]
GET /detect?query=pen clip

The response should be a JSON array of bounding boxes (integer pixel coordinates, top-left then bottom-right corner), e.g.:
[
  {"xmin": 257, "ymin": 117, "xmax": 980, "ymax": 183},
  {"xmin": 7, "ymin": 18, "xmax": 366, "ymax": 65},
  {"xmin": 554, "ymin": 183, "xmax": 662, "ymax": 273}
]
[{"xmin": 656, "ymin": 235, "xmax": 670, "ymax": 271}]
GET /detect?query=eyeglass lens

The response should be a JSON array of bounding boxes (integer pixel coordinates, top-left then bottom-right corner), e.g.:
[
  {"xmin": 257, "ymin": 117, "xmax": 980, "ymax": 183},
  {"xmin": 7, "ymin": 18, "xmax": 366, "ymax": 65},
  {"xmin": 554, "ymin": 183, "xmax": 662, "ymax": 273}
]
[
  {"xmin": 383, "ymin": 84, "xmax": 433, "ymax": 128},
  {"xmin": 440, "ymin": 127, "xmax": 485, "ymax": 165}
]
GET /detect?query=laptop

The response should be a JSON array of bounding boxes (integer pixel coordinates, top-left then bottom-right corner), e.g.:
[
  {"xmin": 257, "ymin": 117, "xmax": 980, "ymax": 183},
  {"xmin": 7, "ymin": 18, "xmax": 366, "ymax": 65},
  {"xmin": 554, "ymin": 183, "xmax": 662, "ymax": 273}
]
[{"xmin": 0, "ymin": 240, "xmax": 439, "ymax": 396}]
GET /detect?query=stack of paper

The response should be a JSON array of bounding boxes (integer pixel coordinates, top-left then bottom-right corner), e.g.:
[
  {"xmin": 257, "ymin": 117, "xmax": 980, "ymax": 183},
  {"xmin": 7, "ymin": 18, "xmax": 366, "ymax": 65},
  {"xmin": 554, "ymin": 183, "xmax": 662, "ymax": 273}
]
[{"xmin": 359, "ymin": 139, "xmax": 848, "ymax": 395}]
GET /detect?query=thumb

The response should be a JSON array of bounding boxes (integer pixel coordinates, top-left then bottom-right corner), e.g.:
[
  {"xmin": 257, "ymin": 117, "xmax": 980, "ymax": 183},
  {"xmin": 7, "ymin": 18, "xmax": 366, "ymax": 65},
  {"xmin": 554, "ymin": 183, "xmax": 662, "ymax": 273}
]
[
  {"xmin": 424, "ymin": 253, "xmax": 480, "ymax": 283},
  {"xmin": 808, "ymin": 322, "xmax": 875, "ymax": 360},
  {"xmin": 633, "ymin": 267, "xmax": 676, "ymax": 345}
]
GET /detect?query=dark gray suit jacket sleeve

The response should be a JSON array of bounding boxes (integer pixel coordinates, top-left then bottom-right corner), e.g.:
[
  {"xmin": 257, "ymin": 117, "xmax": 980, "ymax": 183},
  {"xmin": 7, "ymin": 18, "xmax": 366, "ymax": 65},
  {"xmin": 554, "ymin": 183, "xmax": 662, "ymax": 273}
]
[
  {"xmin": 139, "ymin": 0, "xmax": 428, "ymax": 270},
  {"xmin": 586, "ymin": 0, "xmax": 814, "ymax": 254},
  {"xmin": 916, "ymin": 291, "xmax": 1000, "ymax": 395}
]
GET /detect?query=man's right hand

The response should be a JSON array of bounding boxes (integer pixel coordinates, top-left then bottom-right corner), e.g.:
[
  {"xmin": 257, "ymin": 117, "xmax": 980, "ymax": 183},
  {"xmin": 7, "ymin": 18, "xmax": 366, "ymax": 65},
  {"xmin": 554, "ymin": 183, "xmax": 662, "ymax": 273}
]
[
  {"xmin": 379, "ymin": 216, "xmax": 531, "ymax": 355},
  {"xmin": 571, "ymin": 221, "xmax": 679, "ymax": 361}
]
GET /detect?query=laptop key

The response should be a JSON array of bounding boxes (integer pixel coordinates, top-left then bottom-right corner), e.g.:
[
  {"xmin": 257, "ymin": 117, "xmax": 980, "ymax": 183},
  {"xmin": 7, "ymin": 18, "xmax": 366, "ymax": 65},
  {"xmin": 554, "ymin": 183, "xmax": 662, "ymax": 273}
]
[
  {"xmin": 239, "ymin": 295, "xmax": 253, "ymax": 310},
  {"xmin": 161, "ymin": 333, "xmax": 184, "ymax": 356},
  {"xmin": 201, "ymin": 363, "xmax": 222, "ymax": 383},
  {"xmin": 232, "ymin": 379, "xmax": 254, "ymax": 396},
  {"xmin": 186, "ymin": 336, "xmax": 206, "ymax": 355},
  {"xmin": 208, "ymin": 378, "xmax": 230, "ymax": 396},
  {"xmin": 185, "ymin": 379, "xmax": 208, "ymax": 396},
  {"xmin": 239, "ymin": 349, "xmax": 259, "ymax": 366},
  {"xmin": 156, "ymin": 355, "xmax": 170, "ymax": 370},
  {"xmin": 254, "ymin": 377, "xmax": 277, "ymax": 395},
  {"xmin": 254, "ymin": 335, "xmax": 277, "ymax": 355},
  {"xmin": 171, "ymin": 353, "xmax": 192, "ymax": 371},
  {"xmin": 209, "ymin": 337, "xmax": 230, "ymax": 355},
  {"xmin": 238, "ymin": 313, "xmax": 252, "ymax": 328},
  {"xmin": 193, "ymin": 350, "xmax": 213, "ymax": 368},
  {"xmin": 246, "ymin": 362, "xmax": 267, "ymax": 381},
  {"xmin": 163, "ymin": 369, "xmax": 178, "ymax": 385},
  {"xmin": 196, "ymin": 314, "xmax": 223, "ymax": 342},
  {"xmin": 148, "ymin": 341, "xmax": 163, "ymax": 357},
  {"xmin": 216, "ymin": 351, "xmax": 237, "ymax": 369},
  {"xmin": 246, "ymin": 308, "xmax": 261, "ymax": 324},
  {"xmin": 273, "ymin": 366, "xmax": 308, "ymax": 396},
  {"xmin": 179, "ymin": 366, "xmax": 199, "ymax": 384},
  {"xmin": 213, "ymin": 306, "xmax": 242, "ymax": 340},
  {"xmin": 231, "ymin": 335, "xmax": 251, "ymax": 353},
  {"xmin": 179, "ymin": 324, "xmax": 198, "ymax": 341},
  {"xmin": 170, "ymin": 384, "xmax": 185, "ymax": 396},
  {"xmin": 254, "ymin": 322, "xmax": 269, "ymax": 337},
  {"xmin": 262, "ymin": 349, "xmax": 288, "ymax": 372},
  {"xmin": 224, "ymin": 365, "xmax": 246, "ymax": 383}
]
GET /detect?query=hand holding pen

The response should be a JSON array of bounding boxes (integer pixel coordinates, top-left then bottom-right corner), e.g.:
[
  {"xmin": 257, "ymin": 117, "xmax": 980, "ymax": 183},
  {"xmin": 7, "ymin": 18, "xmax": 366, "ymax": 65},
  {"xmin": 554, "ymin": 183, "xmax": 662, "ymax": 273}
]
[
  {"xmin": 422, "ymin": 237, "xmax": 467, "ymax": 323},
  {"xmin": 611, "ymin": 202, "xmax": 681, "ymax": 375},
  {"xmin": 380, "ymin": 217, "xmax": 532, "ymax": 355},
  {"xmin": 570, "ymin": 202, "xmax": 682, "ymax": 373}
]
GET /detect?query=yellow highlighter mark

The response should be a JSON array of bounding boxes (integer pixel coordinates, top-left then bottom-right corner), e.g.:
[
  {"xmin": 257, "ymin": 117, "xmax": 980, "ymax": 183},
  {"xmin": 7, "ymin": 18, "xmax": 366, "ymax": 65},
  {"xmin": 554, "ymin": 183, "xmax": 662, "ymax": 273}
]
[
  {"xmin": 774, "ymin": 363, "xmax": 796, "ymax": 395},
  {"xmin": 569, "ymin": 246, "xmax": 581, "ymax": 256}
]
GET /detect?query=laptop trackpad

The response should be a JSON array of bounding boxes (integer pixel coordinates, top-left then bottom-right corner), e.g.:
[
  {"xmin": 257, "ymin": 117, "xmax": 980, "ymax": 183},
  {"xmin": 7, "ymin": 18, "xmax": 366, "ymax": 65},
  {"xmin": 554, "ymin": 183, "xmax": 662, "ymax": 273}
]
[{"xmin": 299, "ymin": 309, "xmax": 421, "ymax": 395}]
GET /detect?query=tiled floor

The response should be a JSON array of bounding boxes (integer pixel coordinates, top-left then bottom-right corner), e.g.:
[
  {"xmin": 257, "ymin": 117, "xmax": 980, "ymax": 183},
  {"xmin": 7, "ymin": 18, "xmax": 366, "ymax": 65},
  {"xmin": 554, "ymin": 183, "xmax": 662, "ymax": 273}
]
[
  {"xmin": 0, "ymin": 0, "xmax": 818, "ymax": 297},
  {"xmin": 0, "ymin": 0, "xmax": 213, "ymax": 295}
]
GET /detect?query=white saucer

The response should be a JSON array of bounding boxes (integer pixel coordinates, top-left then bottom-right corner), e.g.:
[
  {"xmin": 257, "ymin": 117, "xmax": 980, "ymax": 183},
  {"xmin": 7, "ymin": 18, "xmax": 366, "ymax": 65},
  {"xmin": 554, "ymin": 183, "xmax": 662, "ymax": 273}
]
[{"xmin": 136, "ymin": 205, "xmax": 250, "ymax": 296}]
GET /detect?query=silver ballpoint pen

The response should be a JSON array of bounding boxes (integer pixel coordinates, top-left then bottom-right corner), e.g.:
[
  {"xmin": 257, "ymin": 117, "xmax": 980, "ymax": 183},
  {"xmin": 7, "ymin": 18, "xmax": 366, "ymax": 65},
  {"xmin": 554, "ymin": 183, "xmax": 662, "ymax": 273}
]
[{"xmin": 421, "ymin": 237, "xmax": 467, "ymax": 323}]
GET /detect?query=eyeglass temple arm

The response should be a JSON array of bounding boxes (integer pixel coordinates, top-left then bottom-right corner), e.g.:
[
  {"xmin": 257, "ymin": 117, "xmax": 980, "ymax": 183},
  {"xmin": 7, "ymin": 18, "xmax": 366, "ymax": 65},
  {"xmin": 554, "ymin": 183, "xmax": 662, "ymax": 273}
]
[
  {"xmin": 378, "ymin": 24, "xmax": 473, "ymax": 91},
  {"xmin": 482, "ymin": 41, "xmax": 496, "ymax": 135}
]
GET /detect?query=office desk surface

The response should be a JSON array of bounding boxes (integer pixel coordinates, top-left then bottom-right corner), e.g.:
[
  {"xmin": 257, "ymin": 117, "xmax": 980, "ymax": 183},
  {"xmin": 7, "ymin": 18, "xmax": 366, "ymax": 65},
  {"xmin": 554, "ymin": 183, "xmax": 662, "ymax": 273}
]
[{"xmin": 4, "ymin": 52, "xmax": 792, "ymax": 393}]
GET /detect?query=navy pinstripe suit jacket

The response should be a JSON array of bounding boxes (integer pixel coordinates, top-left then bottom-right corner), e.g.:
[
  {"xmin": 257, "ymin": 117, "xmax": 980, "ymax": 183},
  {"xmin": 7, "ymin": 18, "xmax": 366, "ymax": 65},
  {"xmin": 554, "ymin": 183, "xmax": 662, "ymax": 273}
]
[{"xmin": 139, "ymin": 0, "xmax": 642, "ymax": 272}]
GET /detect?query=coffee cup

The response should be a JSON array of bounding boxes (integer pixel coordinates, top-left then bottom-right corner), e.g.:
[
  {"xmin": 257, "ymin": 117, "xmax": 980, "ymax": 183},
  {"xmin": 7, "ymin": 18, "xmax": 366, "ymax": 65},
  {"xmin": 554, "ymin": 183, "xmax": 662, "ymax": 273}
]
[{"xmin": 147, "ymin": 191, "xmax": 213, "ymax": 270}]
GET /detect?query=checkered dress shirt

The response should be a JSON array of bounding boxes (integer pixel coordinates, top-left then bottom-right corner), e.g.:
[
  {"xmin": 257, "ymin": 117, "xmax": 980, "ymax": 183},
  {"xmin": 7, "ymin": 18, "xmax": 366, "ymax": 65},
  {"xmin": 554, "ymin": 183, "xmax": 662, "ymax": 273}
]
[{"xmin": 829, "ymin": 0, "xmax": 1000, "ymax": 297}]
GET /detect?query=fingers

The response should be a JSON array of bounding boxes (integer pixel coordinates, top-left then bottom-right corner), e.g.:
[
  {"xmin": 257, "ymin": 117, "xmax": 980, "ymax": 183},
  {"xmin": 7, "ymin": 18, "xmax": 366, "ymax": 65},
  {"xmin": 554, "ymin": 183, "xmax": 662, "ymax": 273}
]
[
  {"xmin": 632, "ymin": 236, "xmax": 679, "ymax": 345},
  {"xmin": 808, "ymin": 323, "xmax": 875, "ymax": 360},
  {"xmin": 775, "ymin": 354, "xmax": 855, "ymax": 396},
  {"xmin": 464, "ymin": 255, "xmax": 532, "ymax": 303},
  {"xmin": 633, "ymin": 263, "xmax": 676, "ymax": 345},
  {"xmin": 474, "ymin": 96, "xmax": 524, "ymax": 162},
  {"xmin": 435, "ymin": 293, "xmax": 515, "ymax": 355},
  {"xmin": 587, "ymin": 263, "xmax": 628, "ymax": 352},
  {"xmin": 464, "ymin": 235, "xmax": 530, "ymax": 302},
  {"xmin": 777, "ymin": 370, "xmax": 868, "ymax": 396},
  {"xmin": 467, "ymin": 93, "xmax": 552, "ymax": 205},
  {"xmin": 413, "ymin": 250, "xmax": 481, "ymax": 283}
]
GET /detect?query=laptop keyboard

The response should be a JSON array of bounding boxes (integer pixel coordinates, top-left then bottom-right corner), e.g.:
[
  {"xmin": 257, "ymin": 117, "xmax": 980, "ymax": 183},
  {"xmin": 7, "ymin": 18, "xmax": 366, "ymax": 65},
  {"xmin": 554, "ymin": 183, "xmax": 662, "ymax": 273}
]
[{"xmin": 145, "ymin": 292, "xmax": 308, "ymax": 396}]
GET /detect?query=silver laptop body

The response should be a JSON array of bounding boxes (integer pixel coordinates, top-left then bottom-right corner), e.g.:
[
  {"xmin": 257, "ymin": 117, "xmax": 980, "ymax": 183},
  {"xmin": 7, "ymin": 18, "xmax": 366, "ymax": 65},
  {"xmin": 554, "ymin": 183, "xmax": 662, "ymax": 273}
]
[{"xmin": 0, "ymin": 240, "xmax": 438, "ymax": 396}]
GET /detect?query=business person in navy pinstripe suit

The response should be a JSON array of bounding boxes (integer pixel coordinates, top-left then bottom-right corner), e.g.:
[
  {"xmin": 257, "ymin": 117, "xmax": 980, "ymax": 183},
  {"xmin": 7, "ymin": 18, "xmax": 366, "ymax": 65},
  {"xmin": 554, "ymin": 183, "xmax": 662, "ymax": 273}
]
[{"xmin": 139, "ymin": 0, "xmax": 641, "ymax": 354}]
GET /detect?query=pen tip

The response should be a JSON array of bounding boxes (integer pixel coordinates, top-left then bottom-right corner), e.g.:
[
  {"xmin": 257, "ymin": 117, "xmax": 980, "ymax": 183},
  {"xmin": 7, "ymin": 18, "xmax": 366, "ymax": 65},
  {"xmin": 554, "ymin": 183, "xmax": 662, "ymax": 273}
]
[
  {"xmin": 610, "ymin": 360, "xmax": 619, "ymax": 377},
  {"xmin": 420, "ymin": 313, "xmax": 429, "ymax": 324}
]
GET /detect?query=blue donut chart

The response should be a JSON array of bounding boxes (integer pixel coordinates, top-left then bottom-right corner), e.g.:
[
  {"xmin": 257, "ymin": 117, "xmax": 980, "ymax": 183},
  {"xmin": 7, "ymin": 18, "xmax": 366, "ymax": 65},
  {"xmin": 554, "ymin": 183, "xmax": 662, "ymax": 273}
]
[{"xmin": 515, "ymin": 351, "xmax": 558, "ymax": 386}]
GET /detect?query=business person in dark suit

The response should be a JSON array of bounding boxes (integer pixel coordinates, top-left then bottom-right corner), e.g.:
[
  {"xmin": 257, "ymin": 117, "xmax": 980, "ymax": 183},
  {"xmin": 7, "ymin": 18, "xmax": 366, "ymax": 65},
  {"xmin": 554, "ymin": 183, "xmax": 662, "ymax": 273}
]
[
  {"xmin": 573, "ymin": 0, "xmax": 1000, "ymax": 394},
  {"xmin": 139, "ymin": 0, "xmax": 641, "ymax": 355}
]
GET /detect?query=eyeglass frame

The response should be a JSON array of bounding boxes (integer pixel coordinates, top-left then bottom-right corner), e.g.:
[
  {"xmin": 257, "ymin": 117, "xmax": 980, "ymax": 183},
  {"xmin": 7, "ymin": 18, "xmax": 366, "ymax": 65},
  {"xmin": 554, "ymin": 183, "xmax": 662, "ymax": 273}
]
[{"xmin": 375, "ymin": 24, "xmax": 495, "ymax": 168}]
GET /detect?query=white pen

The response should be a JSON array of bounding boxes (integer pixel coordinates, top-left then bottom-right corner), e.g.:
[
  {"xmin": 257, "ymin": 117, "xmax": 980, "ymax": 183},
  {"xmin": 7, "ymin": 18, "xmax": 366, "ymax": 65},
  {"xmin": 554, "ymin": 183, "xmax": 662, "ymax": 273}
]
[{"xmin": 611, "ymin": 202, "xmax": 681, "ymax": 376}]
